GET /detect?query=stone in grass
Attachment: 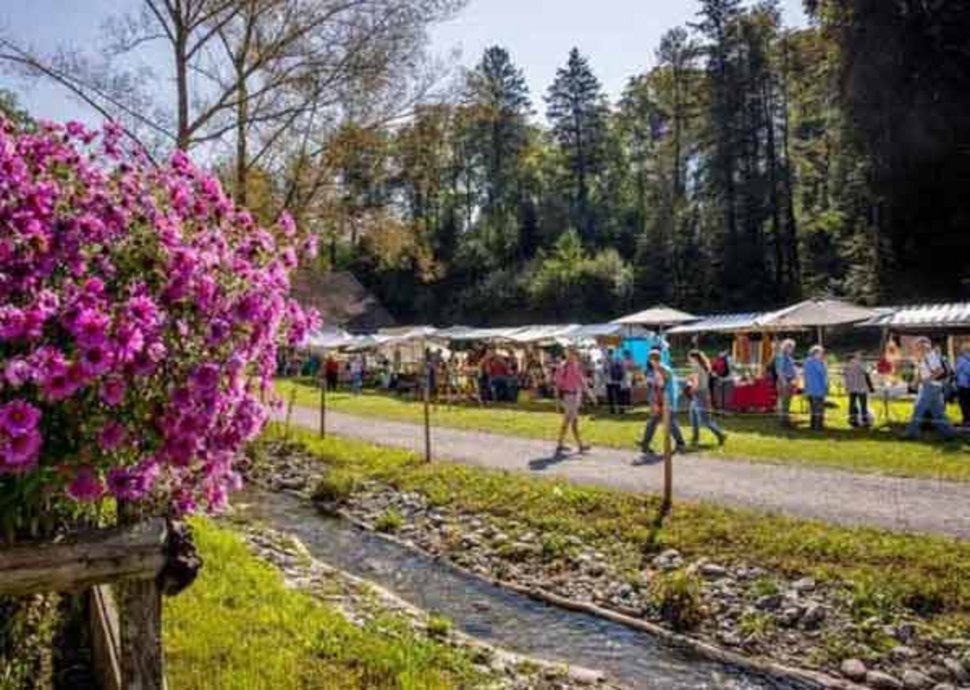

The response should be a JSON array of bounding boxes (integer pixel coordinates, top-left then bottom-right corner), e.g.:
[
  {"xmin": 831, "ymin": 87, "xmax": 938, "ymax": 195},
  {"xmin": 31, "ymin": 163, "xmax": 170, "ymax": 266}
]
[
  {"xmin": 791, "ymin": 577, "xmax": 816, "ymax": 593},
  {"xmin": 891, "ymin": 646, "xmax": 919, "ymax": 662},
  {"xmin": 755, "ymin": 594, "xmax": 783, "ymax": 611},
  {"xmin": 866, "ymin": 670, "xmax": 904, "ymax": 690},
  {"xmin": 942, "ymin": 658, "xmax": 968, "ymax": 683},
  {"xmin": 699, "ymin": 563, "xmax": 728, "ymax": 579},
  {"xmin": 652, "ymin": 549, "xmax": 683, "ymax": 571},
  {"xmin": 840, "ymin": 658, "xmax": 867, "ymax": 682},
  {"xmin": 900, "ymin": 669, "xmax": 933, "ymax": 690},
  {"xmin": 800, "ymin": 601, "xmax": 826, "ymax": 629}
]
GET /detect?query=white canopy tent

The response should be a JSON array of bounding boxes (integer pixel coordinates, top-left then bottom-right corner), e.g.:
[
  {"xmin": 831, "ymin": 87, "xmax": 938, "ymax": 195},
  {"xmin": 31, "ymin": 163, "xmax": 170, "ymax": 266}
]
[{"xmin": 612, "ymin": 305, "xmax": 698, "ymax": 331}]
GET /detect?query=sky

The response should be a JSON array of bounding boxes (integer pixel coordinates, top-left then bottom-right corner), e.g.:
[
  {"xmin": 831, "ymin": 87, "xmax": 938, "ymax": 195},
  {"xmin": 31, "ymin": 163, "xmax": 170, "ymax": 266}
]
[{"xmin": 1, "ymin": 0, "xmax": 807, "ymax": 125}]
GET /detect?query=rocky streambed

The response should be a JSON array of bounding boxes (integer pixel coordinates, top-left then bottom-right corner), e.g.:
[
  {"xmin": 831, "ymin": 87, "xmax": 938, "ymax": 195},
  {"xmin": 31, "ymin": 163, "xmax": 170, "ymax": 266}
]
[
  {"xmin": 234, "ymin": 520, "xmax": 617, "ymax": 690},
  {"xmin": 244, "ymin": 440, "xmax": 970, "ymax": 690}
]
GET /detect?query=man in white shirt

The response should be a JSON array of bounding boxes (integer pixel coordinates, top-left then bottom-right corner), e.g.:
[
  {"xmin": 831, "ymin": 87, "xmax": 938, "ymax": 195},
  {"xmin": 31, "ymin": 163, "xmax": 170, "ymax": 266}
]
[{"xmin": 903, "ymin": 337, "xmax": 956, "ymax": 440}]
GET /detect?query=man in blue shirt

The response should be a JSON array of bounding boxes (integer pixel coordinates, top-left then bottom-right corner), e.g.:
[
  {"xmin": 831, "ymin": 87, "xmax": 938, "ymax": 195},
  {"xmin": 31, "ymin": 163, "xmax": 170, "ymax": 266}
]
[
  {"xmin": 957, "ymin": 343, "xmax": 970, "ymax": 428},
  {"xmin": 803, "ymin": 345, "xmax": 829, "ymax": 431},
  {"xmin": 774, "ymin": 339, "xmax": 798, "ymax": 427}
]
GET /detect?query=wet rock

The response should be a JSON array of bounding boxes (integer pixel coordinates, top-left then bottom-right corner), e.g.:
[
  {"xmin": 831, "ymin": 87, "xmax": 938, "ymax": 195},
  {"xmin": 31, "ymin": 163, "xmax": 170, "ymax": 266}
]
[
  {"xmin": 929, "ymin": 684, "xmax": 955, "ymax": 690},
  {"xmin": 569, "ymin": 667, "xmax": 606, "ymax": 685},
  {"xmin": 840, "ymin": 658, "xmax": 867, "ymax": 682},
  {"xmin": 901, "ymin": 669, "xmax": 933, "ymax": 689},
  {"xmin": 866, "ymin": 670, "xmax": 904, "ymax": 690},
  {"xmin": 777, "ymin": 607, "xmax": 802, "ymax": 628}
]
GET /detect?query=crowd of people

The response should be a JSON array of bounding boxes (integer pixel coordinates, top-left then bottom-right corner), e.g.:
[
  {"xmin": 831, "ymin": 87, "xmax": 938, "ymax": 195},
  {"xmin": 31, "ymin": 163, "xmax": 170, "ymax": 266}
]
[
  {"xmin": 548, "ymin": 336, "xmax": 969, "ymax": 457},
  {"xmin": 300, "ymin": 333, "xmax": 970, "ymax": 458}
]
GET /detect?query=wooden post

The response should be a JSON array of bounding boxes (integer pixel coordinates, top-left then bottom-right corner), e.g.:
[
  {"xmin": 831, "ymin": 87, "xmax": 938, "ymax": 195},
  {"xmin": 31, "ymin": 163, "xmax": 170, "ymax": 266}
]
[
  {"xmin": 115, "ymin": 504, "xmax": 164, "ymax": 690},
  {"xmin": 661, "ymin": 393, "xmax": 673, "ymax": 515},
  {"xmin": 423, "ymin": 343, "xmax": 432, "ymax": 463},
  {"xmin": 319, "ymin": 370, "xmax": 327, "ymax": 439}
]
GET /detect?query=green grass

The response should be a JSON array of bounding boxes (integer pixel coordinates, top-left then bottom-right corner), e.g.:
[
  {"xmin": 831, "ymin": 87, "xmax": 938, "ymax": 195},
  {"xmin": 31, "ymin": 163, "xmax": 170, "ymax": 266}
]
[
  {"xmin": 278, "ymin": 378, "xmax": 970, "ymax": 481},
  {"xmin": 286, "ymin": 429, "xmax": 970, "ymax": 631},
  {"xmin": 163, "ymin": 519, "xmax": 482, "ymax": 690}
]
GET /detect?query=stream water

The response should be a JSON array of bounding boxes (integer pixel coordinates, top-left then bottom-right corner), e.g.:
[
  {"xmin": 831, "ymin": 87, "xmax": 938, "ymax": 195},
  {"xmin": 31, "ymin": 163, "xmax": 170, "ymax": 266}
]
[{"xmin": 236, "ymin": 489, "xmax": 817, "ymax": 690}]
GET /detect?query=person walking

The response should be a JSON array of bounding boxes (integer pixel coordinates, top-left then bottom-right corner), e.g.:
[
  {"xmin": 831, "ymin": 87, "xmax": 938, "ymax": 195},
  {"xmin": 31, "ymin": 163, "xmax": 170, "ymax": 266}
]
[
  {"xmin": 904, "ymin": 337, "xmax": 957, "ymax": 440},
  {"xmin": 688, "ymin": 350, "xmax": 727, "ymax": 447},
  {"xmin": 349, "ymin": 354, "xmax": 364, "ymax": 395},
  {"xmin": 620, "ymin": 349, "xmax": 636, "ymax": 413},
  {"xmin": 957, "ymin": 343, "xmax": 970, "ymax": 427},
  {"xmin": 554, "ymin": 347, "xmax": 592, "ymax": 455},
  {"xmin": 803, "ymin": 345, "xmax": 829, "ymax": 431},
  {"xmin": 324, "ymin": 354, "xmax": 340, "ymax": 391},
  {"xmin": 640, "ymin": 349, "xmax": 687, "ymax": 455},
  {"xmin": 775, "ymin": 339, "xmax": 797, "ymax": 427},
  {"xmin": 842, "ymin": 352, "xmax": 874, "ymax": 428},
  {"xmin": 605, "ymin": 349, "xmax": 624, "ymax": 415}
]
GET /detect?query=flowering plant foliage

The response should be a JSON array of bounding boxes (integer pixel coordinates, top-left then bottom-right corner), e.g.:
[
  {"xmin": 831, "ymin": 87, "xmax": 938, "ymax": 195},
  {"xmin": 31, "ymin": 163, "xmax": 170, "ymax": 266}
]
[{"xmin": 0, "ymin": 118, "xmax": 317, "ymax": 519}]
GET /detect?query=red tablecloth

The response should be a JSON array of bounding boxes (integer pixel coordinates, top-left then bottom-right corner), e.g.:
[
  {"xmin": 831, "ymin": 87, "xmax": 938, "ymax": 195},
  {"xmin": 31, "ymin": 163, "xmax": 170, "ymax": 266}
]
[{"xmin": 727, "ymin": 378, "xmax": 777, "ymax": 413}]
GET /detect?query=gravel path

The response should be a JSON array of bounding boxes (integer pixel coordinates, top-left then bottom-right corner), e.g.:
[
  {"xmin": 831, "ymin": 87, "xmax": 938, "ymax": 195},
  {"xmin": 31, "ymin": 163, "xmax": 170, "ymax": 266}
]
[{"xmin": 284, "ymin": 405, "xmax": 970, "ymax": 539}]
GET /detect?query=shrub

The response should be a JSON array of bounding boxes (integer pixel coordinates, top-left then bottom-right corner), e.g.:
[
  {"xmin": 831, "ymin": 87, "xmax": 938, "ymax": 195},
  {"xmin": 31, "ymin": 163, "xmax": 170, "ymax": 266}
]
[
  {"xmin": 312, "ymin": 472, "xmax": 358, "ymax": 506},
  {"xmin": 426, "ymin": 614, "xmax": 451, "ymax": 639},
  {"xmin": 0, "ymin": 118, "xmax": 317, "ymax": 531},
  {"xmin": 373, "ymin": 508, "xmax": 404, "ymax": 534},
  {"xmin": 649, "ymin": 569, "xmax": 705, "ymax": 631}
]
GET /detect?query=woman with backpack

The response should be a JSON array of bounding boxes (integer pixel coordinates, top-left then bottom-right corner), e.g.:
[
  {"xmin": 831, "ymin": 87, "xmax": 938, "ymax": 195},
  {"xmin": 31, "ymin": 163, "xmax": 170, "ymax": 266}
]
[{"xmin": 688, "ymin": 350, "xmax": 727, "ymax": 447}]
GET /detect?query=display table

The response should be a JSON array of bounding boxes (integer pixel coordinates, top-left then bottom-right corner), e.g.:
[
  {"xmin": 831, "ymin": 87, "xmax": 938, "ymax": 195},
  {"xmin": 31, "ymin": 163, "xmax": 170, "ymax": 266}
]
[{"xmin": 726, "ymin": 377, "xmax": 777, "ymax": 413}]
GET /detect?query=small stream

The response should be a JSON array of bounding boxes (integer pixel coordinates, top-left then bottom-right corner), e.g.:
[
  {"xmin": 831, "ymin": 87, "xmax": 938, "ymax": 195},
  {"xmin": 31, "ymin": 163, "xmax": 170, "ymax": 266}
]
[{"xmin": 236, "ymin": 490, "xmax": 816, "ymax": 690}]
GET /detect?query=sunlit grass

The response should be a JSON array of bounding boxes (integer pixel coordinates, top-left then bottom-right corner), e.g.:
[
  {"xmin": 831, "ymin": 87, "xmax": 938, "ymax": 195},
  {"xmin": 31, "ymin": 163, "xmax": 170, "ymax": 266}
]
[
  {"xmin": 285, "ymin": 428, "xmax": 970, "ymax": 630},
  {"xmin": 163, "ymin": 519, "xmax": 481, "ymax": 690},
  {"xmin": 277, "ymin": 377, "xmax": 970, "ymax": 481}
]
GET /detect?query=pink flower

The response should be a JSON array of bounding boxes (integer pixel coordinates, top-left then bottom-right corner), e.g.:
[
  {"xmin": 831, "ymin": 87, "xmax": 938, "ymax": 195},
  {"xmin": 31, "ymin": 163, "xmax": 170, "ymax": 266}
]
[
  {"xmin": 67, "ymin": 468, "xmax": 105, "ymax": 502},
  {"xmin": 106, "ymin": 467, "xmax": 148, "ymax": 501},
  {"xmin": 0, "ymin": 400, "xmax": 41, "ymax": 436},
  {"xmin": 99, "ymin": 376, "xmax": 126, "ymax": 406},
  {"xmin": 4, "ymin": 358, "xmax": 33, "ymax": 388},
  {"xmin": 97, "ymin": 421, "xmax": 127, "ymax": 452},
  {"xmin": 72, "ymin": 308, "xmax": 110, "ymax": 347},
  {"xmin": 1, "ymin": 430, "xmax": 42, "ymax": 468},
  {"xmin": 0, "ymin": 306, "xmax": 25, "ymax": 340},
  {"xmin": 80, "ymin": 343, "xmax": 113, "ymax": 376}
]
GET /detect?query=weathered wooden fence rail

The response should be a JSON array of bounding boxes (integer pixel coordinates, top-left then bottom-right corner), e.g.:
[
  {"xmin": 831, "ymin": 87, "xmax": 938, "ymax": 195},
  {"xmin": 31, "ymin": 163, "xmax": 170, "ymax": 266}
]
[{"xmin": 0, "ymin": 519, "xmax": 169, "ymax": 690}]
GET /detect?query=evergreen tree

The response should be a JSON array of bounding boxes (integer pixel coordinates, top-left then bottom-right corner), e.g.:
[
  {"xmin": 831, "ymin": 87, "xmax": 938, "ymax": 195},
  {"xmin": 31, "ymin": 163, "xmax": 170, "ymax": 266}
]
[
  {"xmin": 465, "ymin": 46, "xmax": 533, "ymax": 261},
  {"xmin": 545, "ymin": 48, "xmax": 609, "ymax": 245}
]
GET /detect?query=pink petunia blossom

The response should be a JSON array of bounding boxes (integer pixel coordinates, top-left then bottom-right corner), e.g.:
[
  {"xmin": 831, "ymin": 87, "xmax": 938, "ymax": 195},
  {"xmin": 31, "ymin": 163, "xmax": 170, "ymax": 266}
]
[
  {"xmin": 67, "ymin": 467, "xmax": 105, "ymax": 502},
  {"xmin": 0, "ymin": 400, "xmax": 41, "ymax": 436}
]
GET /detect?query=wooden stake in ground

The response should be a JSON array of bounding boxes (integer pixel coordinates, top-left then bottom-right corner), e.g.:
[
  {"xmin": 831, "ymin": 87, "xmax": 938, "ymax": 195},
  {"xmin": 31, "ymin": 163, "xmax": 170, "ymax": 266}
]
[
  {"xmin": 319, "ymin": 371, "xmax": 327, "ymax": 439},
  {"xmin": 423, "ymin": 346, "xmax": 432, "ymax": 463},
  {"xmin": 662, "ymin": 397, "xmax": 673, "ymax": 515}
]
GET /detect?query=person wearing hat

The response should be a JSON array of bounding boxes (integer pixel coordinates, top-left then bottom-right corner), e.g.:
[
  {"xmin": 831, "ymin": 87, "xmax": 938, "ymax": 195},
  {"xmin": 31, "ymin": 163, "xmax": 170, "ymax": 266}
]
[
  {"xmin": 640, "ymin": 349, "xmax": 687, "ymax": 455},
  {"xmin": 803, "ymin": 345, "xmax": 829, "ymax": 431},
  {"xmin": 554, "ymin": 347, "xmax": 593, "ymax": 455},
  {"xmin": 903, "ymin": 337, "xmax": 956, "ymax": 440}
]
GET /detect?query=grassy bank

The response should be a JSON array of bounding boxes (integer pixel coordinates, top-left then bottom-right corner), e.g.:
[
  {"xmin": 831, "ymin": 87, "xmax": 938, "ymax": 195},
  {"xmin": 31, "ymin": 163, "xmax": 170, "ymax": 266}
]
[
  {"xmin": 163, "ymin": 519, "xmax": 481, "ymax": 689},
  {"xmin": 277, "ymin": 378, "xmax": 970, "ymax": 481},
  {"xmin": 284, "ymin": 428, "xmax": 970, "ymax": 632}
]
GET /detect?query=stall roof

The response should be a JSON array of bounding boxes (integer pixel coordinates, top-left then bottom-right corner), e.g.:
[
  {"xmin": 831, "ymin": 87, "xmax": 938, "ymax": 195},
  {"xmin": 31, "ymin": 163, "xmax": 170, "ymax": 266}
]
[
  {"xmin": 612, "ymin": 305, "xmax": 698, "ymax": 328},
  {"xmin": 568, "ymin": 323, "xmax": 652, "ymax": 340},
  {"xmin": 505, "ymin": 324, "xmax": 581, "ymax": 344},
  {"xmin": 435, "ymin": 326, "xmax": 521, "ymax": 342},
  {"xmin": 755, "ymin": 298, "xmax": 876, "ymax": 330},
  {"xmin": 860, "ymin": 303, "xmax": 970, "ymax": 330},
  {"xmin": 301, "ymin": 327, "xmax": 354, "ymax": 350},
  {"xmin": 667, "ymin": 312, "xmax": 768, "ymax": 335}
]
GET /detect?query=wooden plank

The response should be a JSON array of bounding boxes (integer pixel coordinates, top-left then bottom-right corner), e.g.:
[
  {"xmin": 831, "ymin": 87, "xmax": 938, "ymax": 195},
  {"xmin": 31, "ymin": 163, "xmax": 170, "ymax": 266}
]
[
  {"xmin": 90, "ymin": 585, "xmax": 123, "ymax": 690},
  {"xmin": 118, "ymin": 577, "xmax": 164, "ymax": 690},
  {"xmin": 0, "ymin": 519, "xmax": 167, "ymax": 596}
]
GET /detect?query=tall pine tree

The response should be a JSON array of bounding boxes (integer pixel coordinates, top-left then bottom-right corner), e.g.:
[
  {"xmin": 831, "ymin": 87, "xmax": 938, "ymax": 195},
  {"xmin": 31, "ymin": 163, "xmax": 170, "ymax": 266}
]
[{"xmin": 546, "ymin": 48, "xmax": 609, "ymax": 246}]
